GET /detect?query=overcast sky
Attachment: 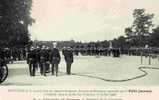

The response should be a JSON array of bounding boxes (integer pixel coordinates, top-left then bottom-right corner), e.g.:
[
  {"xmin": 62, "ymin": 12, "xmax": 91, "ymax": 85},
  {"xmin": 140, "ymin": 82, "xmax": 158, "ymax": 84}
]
[{"xmin": 29, "ymin": 0, "xmax": 159, "ymax": 42}]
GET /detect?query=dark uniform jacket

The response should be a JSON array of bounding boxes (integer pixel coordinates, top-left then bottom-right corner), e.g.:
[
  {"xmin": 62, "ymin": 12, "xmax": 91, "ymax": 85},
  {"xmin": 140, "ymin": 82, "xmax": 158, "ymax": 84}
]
[
  {"xmin": 39, "ymin": 49, "xmax": 48, "ymax": 63},
  {"xmin": 63, "ymin": 49, "xmax": 73, "ymax": 63},
  {"xmin": 50, "ymin": 48, "xmax": 61, "ymax": 64},
  {"xmin": 27, "ymin": 50, "xmax": 37, "ymax": 64}
]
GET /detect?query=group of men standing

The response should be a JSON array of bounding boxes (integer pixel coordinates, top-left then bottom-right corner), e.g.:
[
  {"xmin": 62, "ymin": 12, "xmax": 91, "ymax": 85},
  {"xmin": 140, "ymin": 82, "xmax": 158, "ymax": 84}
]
[
  {"xmin": 27, "ymin": 43, "xmax": 74, "ymax": 77},
  {"xmin": 0, "ymin": 48, "xmax": 27, "ymax": 64}
]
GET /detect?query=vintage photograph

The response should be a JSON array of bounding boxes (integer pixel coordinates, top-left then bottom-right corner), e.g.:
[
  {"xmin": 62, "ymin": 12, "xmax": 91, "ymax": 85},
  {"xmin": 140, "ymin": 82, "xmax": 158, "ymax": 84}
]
[{"xmin": 0, "ymin": 0, "xmax": 159, "ymax": 86}]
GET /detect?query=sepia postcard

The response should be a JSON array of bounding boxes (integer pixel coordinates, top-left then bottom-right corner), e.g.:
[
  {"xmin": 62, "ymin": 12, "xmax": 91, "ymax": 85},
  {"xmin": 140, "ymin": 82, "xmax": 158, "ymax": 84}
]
[{"xmin": 0, "ymin": 0, "xmax": 159, "ymax": 99}]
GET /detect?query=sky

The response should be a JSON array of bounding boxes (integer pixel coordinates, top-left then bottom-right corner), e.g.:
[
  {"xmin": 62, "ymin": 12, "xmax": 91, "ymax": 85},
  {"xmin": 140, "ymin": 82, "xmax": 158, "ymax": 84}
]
[{"xmin": 29, "ymin": 0, "xmax": 159, "ymax": 42}]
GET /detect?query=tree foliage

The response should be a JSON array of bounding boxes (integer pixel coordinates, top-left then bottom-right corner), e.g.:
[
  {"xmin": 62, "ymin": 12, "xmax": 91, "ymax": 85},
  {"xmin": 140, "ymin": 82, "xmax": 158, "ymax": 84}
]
[
  {"xmin": 125, "ymin": 9, "xmax": 154, "ymax": 47},
  {"xmin": 149, "ymin": 26, "xmax": 159, "ymax": 47},
  {"xmin": 0, "ymin": 0, "xmax": 34, "ymax": 48}
]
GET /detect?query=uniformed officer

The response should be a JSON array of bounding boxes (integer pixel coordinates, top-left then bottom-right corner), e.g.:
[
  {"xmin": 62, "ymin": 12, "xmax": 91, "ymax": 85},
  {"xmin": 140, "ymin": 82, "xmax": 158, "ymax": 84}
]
[
  {"xmin": 112, "ymin": 48, "xmax": 120, "ymax": 57},
  {"xmin": 63, "ymin": 47, "xmax": 73, "ymax": 75},
  {"xmin": 45, "ymin": 47, "xmax": 51, "ymax": 73},
  {"xmin": 39, "ymin": 46, "xmax": 48, "ymax": 76},
  {"xmin": 27, "ymin": 47, "xmax": 37, "ymax": 76},
  {"xmin": 35, "ymin": 46, "xmax": 41, "ymax": 71},
  {"xmin": 50, "ymin": 42, "xmax": 61, "ymax": 76}
]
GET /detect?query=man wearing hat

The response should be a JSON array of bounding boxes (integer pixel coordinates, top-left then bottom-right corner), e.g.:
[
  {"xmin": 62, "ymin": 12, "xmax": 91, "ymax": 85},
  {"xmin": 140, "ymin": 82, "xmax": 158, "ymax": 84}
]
[
  {"xmin": 39, "ymin": 45, "xmax": 48, "ymax": 76},
  {"xmin": 50, "ymin": 42, "xmax": 61, "ymax": 76},
  {"xmin": 27, "ymin": 46, "xmax": 37, "ymax": 76},
  {"xmin": 63, "ymin": 46, "xmax": 74, "ymax": 75}
]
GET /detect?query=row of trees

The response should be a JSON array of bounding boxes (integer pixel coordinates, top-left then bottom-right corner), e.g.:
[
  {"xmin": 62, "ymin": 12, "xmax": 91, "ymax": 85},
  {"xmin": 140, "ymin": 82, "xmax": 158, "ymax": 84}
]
[
  {"xmin": 113, "ymin": 8, "xmax": 159, "ymax": 48},
  {"xmin": 0, "ymin": 0, "xmax": 34, "ymax": 48}
]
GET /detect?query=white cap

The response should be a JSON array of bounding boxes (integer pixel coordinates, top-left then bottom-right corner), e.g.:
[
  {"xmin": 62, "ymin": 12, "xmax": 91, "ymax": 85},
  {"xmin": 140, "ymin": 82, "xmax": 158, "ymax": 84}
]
[
  {"xmin": 30, "ymin": 46, "xmax": 34, "ymax": 50},
  {"xmin": 36, "ymin": 46, "xmax": 39, "ymax": 49},
  {"xmin": 42, "ymin": 45, "xmax": 45, "ymax": 49},
  {"xmin": 53, "ymin": 42, "xmax": 57, "ymax": 48}
]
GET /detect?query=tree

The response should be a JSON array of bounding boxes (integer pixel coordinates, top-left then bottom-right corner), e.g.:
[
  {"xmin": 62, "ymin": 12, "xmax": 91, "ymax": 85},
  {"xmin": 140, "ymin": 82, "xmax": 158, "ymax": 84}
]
[
  {"xmin": 125, "ymin": 9, "xmax": 154, "ymax": 47},
  {"xmin": 133, "ymin": 9, "xmax": 154, "ymax": 46},
  {"xmin": 111, "ymin": 36, "xmax": 128, "ymax": 49},
  {"xmin": 149, "ymin": 26, "xmax": 159, "ymax": 47},
  {"xmin": 0, "ymin": 0, "xmax": 34, "ymax": 48},
  {"xmin": 125, "ymin": 27, "xmax": 133, "ymax": 37}
]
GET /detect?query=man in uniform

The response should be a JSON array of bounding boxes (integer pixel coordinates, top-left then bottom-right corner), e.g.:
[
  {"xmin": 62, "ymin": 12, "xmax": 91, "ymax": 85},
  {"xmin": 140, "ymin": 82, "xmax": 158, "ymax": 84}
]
[
  {"xmin": 45, "ymin": 47, "xmax": 51, "ymax": 73},
  {"xmin": 50, "ymin": 42, "xmax": 61, "ymax": 76},
  {"xmin": 63, "ymin": 47, "xmax": 74, "ymax": 75},
  {"xmin": 39, "ymin": 45, "xmax": 48, "ymax": 76},
  {"xmin": 27, "ymin": 47, "xmax": 37, "ymax": 76}
]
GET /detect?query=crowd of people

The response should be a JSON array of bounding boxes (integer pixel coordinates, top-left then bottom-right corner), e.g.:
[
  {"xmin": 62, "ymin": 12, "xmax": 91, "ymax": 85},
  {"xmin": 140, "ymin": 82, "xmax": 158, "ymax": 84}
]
[
  {"xmin": 0, "ymin": 43, "xmax": 159, "ymax": 78},
  {"xmin": 72, "ymin": 46, "xmax": 159, "ymax": 57},
  {"xmin": 0, "ymin": 48, "xmax": 26, "ymax": 64},
  {"xmin": 72, "ymin": 47, "xmax": 121, "ymax": 57},
  {"xmin": 27, "ymin": 43, "xmax": 74, "ymax": 76}
]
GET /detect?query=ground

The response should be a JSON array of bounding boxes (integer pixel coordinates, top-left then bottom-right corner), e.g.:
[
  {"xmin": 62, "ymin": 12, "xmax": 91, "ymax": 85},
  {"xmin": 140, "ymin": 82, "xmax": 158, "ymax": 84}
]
[{"xmin": 1, "ymin": 55, "xmax": 159, "ymax": 86}]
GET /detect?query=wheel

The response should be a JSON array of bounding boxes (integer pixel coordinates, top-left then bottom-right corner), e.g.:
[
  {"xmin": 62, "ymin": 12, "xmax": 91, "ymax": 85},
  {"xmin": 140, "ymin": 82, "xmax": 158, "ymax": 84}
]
[{"xmin": 0, "ymin": 65, "xmax": 8, "ymax": 84}]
